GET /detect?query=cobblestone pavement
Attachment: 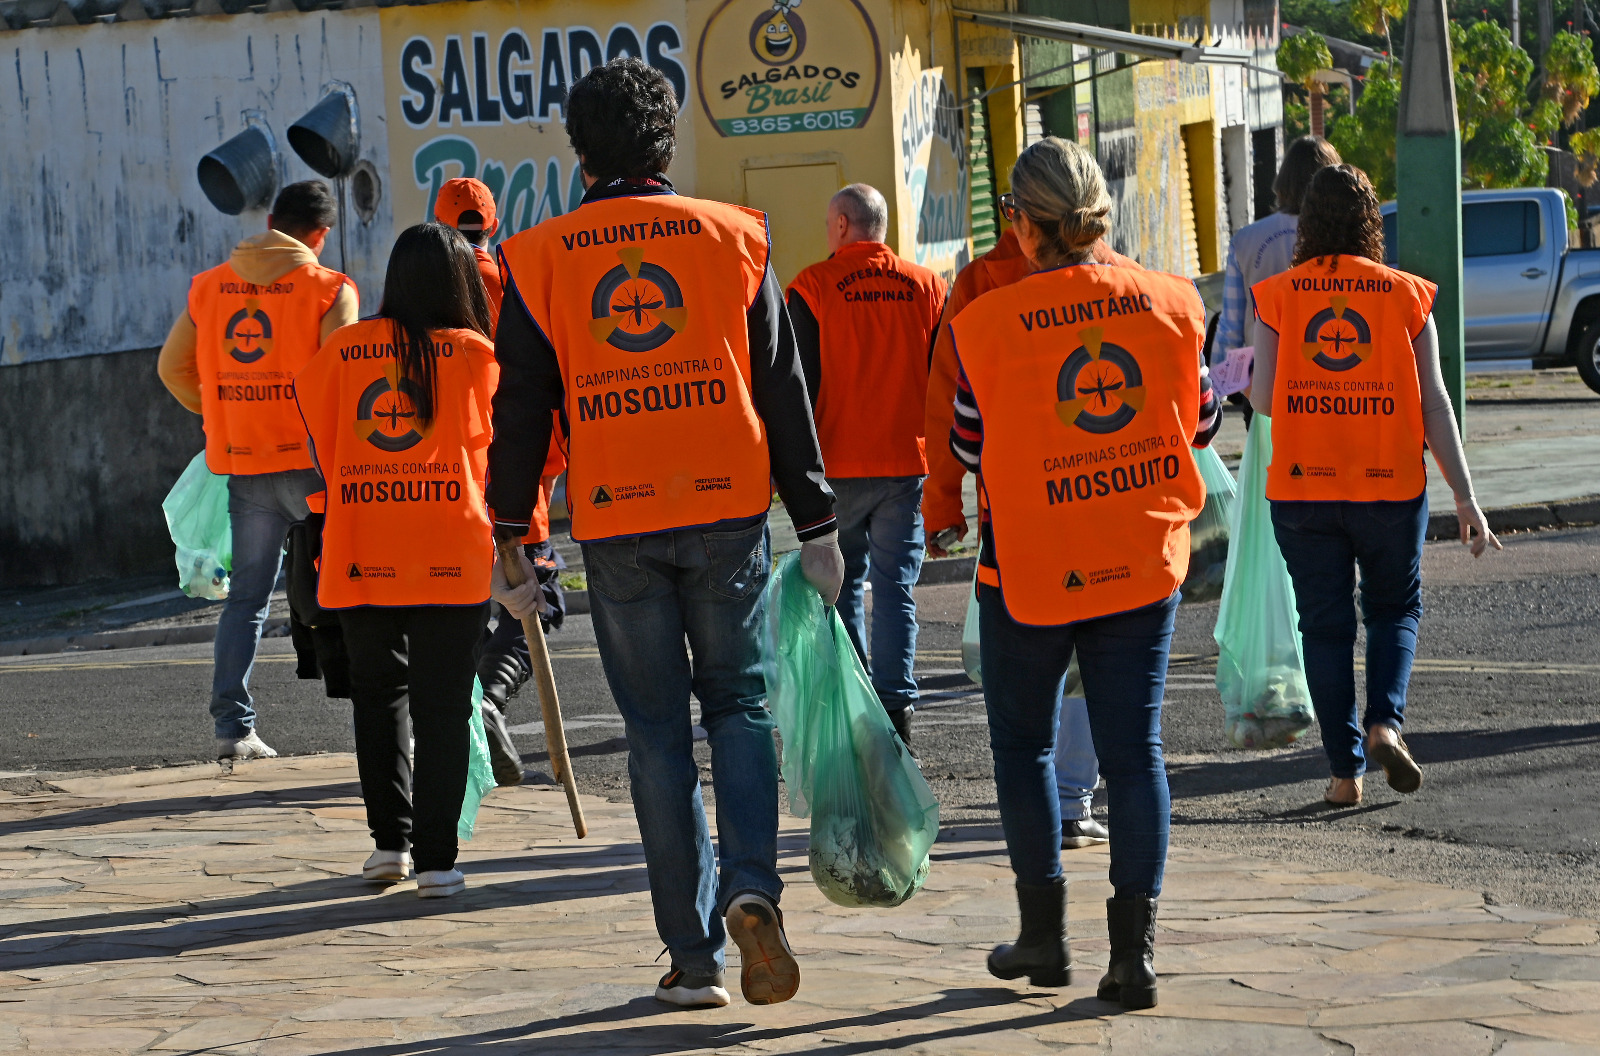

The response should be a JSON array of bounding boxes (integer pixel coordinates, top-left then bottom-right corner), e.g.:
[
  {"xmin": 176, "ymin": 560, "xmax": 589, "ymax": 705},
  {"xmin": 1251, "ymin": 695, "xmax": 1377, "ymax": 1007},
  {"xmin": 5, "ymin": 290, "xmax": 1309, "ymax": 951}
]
[{"xmin": 2, "ymin": 756, "xmax": 1600, "ymax": 1054}]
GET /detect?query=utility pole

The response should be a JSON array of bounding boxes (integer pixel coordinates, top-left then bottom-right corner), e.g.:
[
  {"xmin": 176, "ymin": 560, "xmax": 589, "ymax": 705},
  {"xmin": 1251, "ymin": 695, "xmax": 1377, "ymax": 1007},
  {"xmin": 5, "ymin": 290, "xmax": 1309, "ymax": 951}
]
[
  {"xmin": 1511, "ymin": 0, "xmax": 1521, "ymax": 49},
  {"xmin": 1396, "ymin": 0, "xmax": 1466, "ymax": 433},
  {"xmin": 1539, "ymin": 0, "xmax": 1554, "ymax": 70}
]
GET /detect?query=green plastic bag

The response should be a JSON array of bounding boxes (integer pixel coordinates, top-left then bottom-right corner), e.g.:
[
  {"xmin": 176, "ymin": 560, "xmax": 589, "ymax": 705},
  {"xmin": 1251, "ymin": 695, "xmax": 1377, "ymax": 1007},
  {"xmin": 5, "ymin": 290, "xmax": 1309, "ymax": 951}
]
[
  {"xmin": 161, "ymin": 452, "xmax": 232, "ymax": 601},
  {"xmin": 762, "ymin": 552, "xmax": 941, "ymax": 907},
  {"xmin": 1213, "ymin": 419, "xmax": 1315, "ymax": 749},
  {"xmin": 960, "ymin": 565, "xmax": 982, "ymax": 685},
  {"xmin": 458, "ymin": 676, "xmax": 497, "ymax": 840},
  {"xmin": 1182, "ymin": 445, "xmax": 1237, "ymax": 604}
]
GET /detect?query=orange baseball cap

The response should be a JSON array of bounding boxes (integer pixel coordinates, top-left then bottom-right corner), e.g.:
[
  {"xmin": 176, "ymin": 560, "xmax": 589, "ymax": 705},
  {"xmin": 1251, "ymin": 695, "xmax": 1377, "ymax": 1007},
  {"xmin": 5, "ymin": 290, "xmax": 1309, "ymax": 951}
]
[{"xmin": 434, "ymin": 177, "xmax": 497, "ymax": 232}]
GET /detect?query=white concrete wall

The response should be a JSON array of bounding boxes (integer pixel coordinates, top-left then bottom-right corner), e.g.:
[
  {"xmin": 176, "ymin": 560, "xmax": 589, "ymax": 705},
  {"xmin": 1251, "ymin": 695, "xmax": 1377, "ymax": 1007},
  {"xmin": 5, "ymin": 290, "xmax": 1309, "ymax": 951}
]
[{"xmin": 0, "ymin": 10, "xmax": 392, "ymax": 366}]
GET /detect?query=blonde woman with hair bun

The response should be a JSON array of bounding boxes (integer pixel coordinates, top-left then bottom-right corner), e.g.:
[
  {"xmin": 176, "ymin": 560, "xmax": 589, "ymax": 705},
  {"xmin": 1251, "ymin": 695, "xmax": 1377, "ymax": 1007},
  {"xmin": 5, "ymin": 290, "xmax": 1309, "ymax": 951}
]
[{"xmin": 947, "ymin": 136, "xmax": 1223, "ymax": 1008}]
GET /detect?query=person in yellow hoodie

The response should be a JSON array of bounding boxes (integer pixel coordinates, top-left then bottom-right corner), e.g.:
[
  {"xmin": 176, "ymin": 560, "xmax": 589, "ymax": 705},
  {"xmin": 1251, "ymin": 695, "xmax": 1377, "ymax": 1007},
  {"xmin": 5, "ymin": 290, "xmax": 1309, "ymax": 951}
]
[{"xmin": 158, "ymin": 181, "xmax": 359, "ymax": 760}]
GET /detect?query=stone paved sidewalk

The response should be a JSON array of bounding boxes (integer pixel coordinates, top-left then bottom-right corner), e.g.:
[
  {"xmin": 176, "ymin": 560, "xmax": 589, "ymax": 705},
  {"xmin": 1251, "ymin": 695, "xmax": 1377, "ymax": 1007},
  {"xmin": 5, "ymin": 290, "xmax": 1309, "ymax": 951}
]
[{"xmin": 2, "ymin": 756, "xmax": 1599, "ymax": 1055}]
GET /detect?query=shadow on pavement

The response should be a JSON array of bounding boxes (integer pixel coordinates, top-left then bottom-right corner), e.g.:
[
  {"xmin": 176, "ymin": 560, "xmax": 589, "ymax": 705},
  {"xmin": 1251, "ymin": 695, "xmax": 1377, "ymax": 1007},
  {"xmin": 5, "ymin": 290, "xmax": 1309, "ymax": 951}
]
[
  {"xmin": 301, "ymin": 988, "xmax": 1109, "ymax": 1055},
  {"xmin": 0, "ymin": 847, "xmax": 654, "ymax": 976},
  {"xmin": 1167, "ymin": 721, "xmax": 1600, "ymax": 801},
  {"xmin": 0, "ymin": 779, "xmax": 365, "ymax": 839}
]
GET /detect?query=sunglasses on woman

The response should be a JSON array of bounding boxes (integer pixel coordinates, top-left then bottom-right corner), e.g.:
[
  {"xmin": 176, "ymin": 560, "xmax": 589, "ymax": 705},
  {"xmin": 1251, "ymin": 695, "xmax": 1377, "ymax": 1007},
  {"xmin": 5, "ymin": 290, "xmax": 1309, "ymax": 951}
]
[{"xmin": 999, "ymin": 192, "xmax": 1018, "ymax": 222}]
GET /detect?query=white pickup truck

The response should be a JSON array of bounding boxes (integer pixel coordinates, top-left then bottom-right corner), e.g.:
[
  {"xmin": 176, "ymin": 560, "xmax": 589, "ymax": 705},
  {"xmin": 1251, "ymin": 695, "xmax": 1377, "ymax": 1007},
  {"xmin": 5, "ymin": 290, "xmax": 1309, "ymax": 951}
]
[{"xmin": 1381, "ymin": 187, "xmax": 1600, "ymax": 394}]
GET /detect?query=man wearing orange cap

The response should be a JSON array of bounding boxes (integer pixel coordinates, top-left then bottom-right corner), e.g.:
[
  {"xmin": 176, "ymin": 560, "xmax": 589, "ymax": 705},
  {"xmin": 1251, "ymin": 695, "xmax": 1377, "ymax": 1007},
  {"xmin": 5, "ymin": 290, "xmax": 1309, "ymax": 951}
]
[
  {"xmin": 434, "ymin": 177, "xmax": 506, "ymax": 326},
  {"xmin": 435, "ymin": 176, "xmax": 566, "ymax": 786}
]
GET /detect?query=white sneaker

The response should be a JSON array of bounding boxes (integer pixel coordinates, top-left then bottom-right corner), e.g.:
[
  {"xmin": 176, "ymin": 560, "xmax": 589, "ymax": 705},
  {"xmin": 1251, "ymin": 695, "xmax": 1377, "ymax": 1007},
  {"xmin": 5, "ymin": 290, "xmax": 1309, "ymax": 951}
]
[
  {"xmin": 416, "ymin": 868, "xmax": 465, "ymax": 898},
  {"xmin": 362, "ymin": 850, "xmax": 411, "ymax": 883},
  {"xmin": 217, "ymin": 730, "xmax": 278, "ymax": 760}
]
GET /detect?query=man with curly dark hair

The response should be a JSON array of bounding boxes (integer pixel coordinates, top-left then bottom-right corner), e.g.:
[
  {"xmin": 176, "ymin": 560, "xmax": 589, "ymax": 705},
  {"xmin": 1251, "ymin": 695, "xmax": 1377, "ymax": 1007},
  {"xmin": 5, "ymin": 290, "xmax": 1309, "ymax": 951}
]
[{"xmin": 488, "ymin": 58, "xmax": 842, "ymax": 1010}]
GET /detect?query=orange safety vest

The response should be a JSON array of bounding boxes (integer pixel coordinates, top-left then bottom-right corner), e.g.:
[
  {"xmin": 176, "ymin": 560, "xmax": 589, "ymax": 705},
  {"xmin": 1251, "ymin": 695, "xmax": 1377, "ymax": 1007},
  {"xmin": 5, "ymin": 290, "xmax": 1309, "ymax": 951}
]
[
  {"xmin": 294, "ymin": 319, "xmax": 498, "ymax": 609},
  {"xmin": 1253, "ymin": 255, "xmax": 1436, "ymax": 502},
  {"xmin": 497, "ymin": 194, "xmax": 773, "ymax": 541},
  {"xmin": 473, "ymin": 244, "xmax": 504, "ymax": 331},
  {"xmin": 787, "ymin": 241, "xmax": 946, "ymax": 478},
  {"xmin": 189, "ymin": 261, "xmax": 351, "ymax": 475},
  {"xmin": 950, "ymin": 264, "xmax": 1206, "ymax": 626},
  {"xmin": 523, "ymin": 415, "xmax": 568, "ymax": 545}
]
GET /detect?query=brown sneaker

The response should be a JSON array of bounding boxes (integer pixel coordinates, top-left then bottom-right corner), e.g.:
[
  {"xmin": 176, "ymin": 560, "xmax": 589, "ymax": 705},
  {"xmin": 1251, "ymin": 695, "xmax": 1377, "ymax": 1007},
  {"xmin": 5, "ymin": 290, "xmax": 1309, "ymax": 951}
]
[
  {"xmin": 1367, "ymin": 728, "xmax": 1422, "ymax": 794},
  {"xmin": 1324, "ymin": 776, "xmax": 1363, "ymax": 805},
  {"xmin": 725, "ymin": 893, "xmax": 800, "ymax": 1004}
]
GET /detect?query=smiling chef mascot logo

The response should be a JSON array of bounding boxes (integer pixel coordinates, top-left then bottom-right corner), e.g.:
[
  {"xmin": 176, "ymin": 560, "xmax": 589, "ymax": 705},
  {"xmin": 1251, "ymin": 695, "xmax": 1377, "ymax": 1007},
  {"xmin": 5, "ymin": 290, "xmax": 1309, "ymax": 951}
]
[{"xmin": 750, "ymin": 0, "xmax": 807, "ymax": 65}]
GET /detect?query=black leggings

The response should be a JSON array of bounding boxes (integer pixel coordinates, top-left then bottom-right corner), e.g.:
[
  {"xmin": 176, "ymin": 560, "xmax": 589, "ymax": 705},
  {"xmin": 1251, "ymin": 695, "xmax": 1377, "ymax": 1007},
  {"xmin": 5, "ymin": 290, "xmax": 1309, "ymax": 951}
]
[{"xmin": 341, "ymin": 604, "xmax": 490, "ymax": 873}]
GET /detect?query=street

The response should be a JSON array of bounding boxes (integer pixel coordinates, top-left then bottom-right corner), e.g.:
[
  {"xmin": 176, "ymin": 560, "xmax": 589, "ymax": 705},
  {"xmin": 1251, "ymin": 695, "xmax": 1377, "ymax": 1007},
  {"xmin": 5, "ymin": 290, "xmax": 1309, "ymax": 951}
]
[{"xmin": 5, "ymin": 517, "xmax": 1599, "ymax": 918}]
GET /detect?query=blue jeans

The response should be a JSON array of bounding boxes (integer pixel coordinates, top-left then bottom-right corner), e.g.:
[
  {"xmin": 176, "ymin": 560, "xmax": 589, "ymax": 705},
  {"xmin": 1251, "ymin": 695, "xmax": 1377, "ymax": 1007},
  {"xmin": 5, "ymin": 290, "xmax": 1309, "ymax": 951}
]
[
  {"xmin": 980, "ymin": 585, "xmax": 1177, "ymax": 898},
  {"xmin": 211, "ymin": 469, "xmax": 321, "ymax": 739},
  {"xmin": 1055, "ymin": 694, "xmax": 1099, "ymax": 822},
  {"xmin": 830, "ymin": 476, "xmax": 926, "ymax": 712},
  {"xmin": 583, "ymin": 517, "xmax": 780, "ymax": 975},
  {"xmin": 1270, "ymin": 494, "xmax": 1427, "ymax": 779}
]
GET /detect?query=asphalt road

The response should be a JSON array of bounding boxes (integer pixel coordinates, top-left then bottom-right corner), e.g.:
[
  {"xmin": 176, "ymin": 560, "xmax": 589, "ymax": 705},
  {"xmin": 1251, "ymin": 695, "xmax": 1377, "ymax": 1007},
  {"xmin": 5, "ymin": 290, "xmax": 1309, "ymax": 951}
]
[{"xmin": 3, "ymin": 524, "xmax": 1599, "ymax": 916}]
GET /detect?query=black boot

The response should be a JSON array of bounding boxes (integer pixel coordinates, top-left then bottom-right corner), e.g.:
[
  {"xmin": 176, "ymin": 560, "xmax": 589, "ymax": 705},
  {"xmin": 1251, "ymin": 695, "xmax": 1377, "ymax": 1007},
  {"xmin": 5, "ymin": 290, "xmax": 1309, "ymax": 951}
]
[
  {"xmin": 1097, "ymin": 896, "xmax": 1158, "ymax": 1009},
  {"xmin": 480, "ymin": 698, "xmax": 524, "ymax": 787},
  {"xmin": 987, "ymin": 880, "xmax": 1071, "ymax": 986}
]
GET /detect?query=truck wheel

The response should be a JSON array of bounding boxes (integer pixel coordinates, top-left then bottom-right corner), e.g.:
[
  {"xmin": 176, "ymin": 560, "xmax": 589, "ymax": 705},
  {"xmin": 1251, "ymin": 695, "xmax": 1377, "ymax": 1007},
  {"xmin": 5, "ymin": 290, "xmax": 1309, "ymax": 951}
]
[{"xmin": 1578, "ymin": 320, "xmax": 1600, "ymax": 396}]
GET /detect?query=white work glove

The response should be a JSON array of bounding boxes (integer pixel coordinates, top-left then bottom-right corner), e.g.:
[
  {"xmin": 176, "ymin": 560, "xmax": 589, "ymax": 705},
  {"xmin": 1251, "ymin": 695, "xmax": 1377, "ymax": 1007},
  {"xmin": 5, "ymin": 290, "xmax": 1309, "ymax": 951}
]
[
  {"xmin": 1455, "ymin": 496, "xmax": 1503, "ymax": 559},
  {"xmin": 490, "ymin": 548, "xmax": 543, "ymax": 621},
  {"xmin": 800, "ymin": 530, "xmax": 846, "ymax": 606}
]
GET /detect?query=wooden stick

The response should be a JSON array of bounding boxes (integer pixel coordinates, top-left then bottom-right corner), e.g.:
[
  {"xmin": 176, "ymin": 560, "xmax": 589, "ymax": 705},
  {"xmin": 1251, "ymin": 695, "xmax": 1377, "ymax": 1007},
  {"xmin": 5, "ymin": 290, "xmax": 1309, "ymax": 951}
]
[{"xmin": 496, "ymin": 534, "xmax": 587, "ymax": 838}]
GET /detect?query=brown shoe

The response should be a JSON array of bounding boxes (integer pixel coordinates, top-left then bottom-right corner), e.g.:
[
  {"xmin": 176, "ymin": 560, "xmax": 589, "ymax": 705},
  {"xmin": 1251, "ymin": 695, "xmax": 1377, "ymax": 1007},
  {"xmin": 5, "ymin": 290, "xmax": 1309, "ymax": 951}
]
[
  {"xmin": 725, "ymin": 893, "xmax": 800, "ymax": 1005},
  {"xmin": 1367, "ymin": 727, "xmax": 1422, "ymax": 794},
  {"xmin": 1324, "ymin": 776, "xmax": 1362, "ymax": 805}
]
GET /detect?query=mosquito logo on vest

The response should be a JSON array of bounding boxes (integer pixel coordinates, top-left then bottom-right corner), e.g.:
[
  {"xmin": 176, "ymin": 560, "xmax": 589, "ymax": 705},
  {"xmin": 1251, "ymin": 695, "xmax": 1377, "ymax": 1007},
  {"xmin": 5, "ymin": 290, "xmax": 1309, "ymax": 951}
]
[
  {"xmin": 1302, "ymin": 296, "xmax": 1373, "ymax": 372},
  {"xmin": 589, "ymin": 248, "xmax": 688, "ymax": 353},
  {"xmin": 1055, "ymin": 327, "xmax": 1145, "ymax": 435},
  {"xmin": 354, "ymin": 367, "xmax": 429, "ymax": 453},
  {"xmin": 224, "ymin": 299, "xmax": 274, "ymax": 363}
]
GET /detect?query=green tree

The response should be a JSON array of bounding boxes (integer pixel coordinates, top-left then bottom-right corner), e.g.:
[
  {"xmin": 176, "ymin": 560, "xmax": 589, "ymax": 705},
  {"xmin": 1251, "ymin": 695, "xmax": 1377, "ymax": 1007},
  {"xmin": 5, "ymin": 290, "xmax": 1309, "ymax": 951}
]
[
  {"xmin": 1328, "ymin": 60, "xmax": 1402, "ymax": 198},
  {"xmin": 1278, "ymin": 31, "xmax": 1335, "ymax": 135},
  {"xmin": 1320, "ymin": 21, "xmax": 1600, "ymax": 198},
  {"xmin": 1546, "ymin": 30, "xmax": 1600, "ymax": 123},
  {"xmin": 1349, "ymin": 0, "xmax": 1405, "ymax": 54},
  {"xmin": 1452, "ymin": 21, "xmax": 1549, "ymax": 188}
]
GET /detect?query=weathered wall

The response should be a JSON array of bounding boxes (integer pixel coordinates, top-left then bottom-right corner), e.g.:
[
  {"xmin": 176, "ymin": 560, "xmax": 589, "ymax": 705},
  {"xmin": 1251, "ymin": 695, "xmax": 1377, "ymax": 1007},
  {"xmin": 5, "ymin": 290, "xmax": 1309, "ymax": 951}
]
[
  {"xmin": 0, "ymin": 348, "xmax": 203, "ymax": 588},
  {"xmin": 0, "ymin": 10, "xmax": 392, "ymax": 368}
]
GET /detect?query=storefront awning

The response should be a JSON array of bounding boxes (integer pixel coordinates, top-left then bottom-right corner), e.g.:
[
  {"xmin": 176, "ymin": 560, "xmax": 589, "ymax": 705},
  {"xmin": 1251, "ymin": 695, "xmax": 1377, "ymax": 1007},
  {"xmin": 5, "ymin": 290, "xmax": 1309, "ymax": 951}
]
[{"xmin": 953, "ymin": 10, "xmax": 1265, "ymax": 69}]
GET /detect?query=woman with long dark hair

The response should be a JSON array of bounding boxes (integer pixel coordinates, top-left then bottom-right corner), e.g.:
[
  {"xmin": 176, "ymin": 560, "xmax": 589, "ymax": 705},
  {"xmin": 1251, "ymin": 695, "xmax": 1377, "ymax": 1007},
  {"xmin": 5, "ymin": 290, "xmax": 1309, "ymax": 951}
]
[
  {"xmin": 1250, "ymin": 165, "xmax": 1499, "ymax": 806},
  {"xmin": 295, "ymin": 222, "xmax": 500, "ymax": 897}
]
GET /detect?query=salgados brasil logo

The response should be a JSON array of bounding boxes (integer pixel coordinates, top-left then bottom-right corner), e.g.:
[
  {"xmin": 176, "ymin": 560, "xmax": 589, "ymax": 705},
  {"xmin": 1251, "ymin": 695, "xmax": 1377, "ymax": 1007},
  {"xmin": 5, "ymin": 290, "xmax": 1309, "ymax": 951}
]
[
  {"xmin": 224, "ymin": 299, "xmax": 274, "ymax": 364},
  {"xmin": 589, "ymin": 247, "xmax": 688, "ymax": 353},
  {"xmin": 355, "ymin": 365, "xmax": 430, "ymax": 453},
  {"xmin": 1301, "ymin": 295, "xmax": 1373, "ymax": 372},
  {"xmin": 1055, "ymin": 327, "xmax": 1146, "ymax": 435},
  {"xmin": 751, "ymin": 0, "xmax": 805, "ymax": 64}
]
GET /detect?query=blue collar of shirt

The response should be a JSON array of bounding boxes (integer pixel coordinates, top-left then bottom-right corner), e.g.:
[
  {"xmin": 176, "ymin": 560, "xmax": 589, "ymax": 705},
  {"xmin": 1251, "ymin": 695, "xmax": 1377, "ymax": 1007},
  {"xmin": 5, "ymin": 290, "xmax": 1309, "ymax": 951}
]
[{"xmin": 580, "ymin": 174, "xmax": 677, "ymax": 206}]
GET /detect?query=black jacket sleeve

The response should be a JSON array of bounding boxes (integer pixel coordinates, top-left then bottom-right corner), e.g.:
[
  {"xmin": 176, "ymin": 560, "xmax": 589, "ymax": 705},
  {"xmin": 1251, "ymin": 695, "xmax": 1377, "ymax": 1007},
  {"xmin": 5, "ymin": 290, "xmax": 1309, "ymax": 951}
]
[
  {"xmin": 485, "ymin": 271, "xmax": 559, "ymax": 537},
  {"xmin": 750, "ymin": 265, "xmax": 836, "ymax": 540},
  {"xmin": 785, "ymin": 288, "xmax": 822, "ymax": 413}
]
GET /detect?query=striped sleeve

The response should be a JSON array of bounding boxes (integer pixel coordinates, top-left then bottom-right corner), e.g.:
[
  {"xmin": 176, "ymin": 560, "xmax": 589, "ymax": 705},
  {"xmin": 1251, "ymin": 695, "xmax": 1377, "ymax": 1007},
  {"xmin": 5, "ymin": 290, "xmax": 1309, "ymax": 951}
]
[
  {"xmin": 1193, "ymin": 366, "xmax": 1222, "ymax": 449},
  {"xmin": 949, "ymin": 367, "xmax": 983, "ymax": 472}
]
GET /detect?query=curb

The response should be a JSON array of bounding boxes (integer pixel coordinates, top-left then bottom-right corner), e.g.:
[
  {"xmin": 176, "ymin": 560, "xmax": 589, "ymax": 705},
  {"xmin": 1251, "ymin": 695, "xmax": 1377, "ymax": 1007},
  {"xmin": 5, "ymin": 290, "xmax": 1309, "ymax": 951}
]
[
  {"xmin": 0, "ymin": 617, "xmax": 289, "ymax": 659},
  {"xmin": 8, "ymin": 500, "xmax": 1587, "ymax": 660},
  {"xmin": 1426, "ymin": 494, "xmax": 1600, "ymax": 541}
]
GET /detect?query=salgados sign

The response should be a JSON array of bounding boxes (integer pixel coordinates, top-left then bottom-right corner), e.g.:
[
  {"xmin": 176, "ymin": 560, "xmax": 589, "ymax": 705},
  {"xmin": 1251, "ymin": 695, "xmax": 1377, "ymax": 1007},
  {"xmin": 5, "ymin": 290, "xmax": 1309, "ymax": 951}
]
[{"xmin": 695, "ymin": 0, "xmax": 882, "ymax": 137}]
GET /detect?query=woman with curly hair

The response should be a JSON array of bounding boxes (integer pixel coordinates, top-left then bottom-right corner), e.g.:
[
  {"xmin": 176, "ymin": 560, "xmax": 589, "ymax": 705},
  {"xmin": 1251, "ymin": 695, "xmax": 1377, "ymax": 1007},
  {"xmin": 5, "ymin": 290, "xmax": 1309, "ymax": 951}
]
[{"xmin": 1249, "ymin": 164, "xmax": 1500, "ymax": 807}]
